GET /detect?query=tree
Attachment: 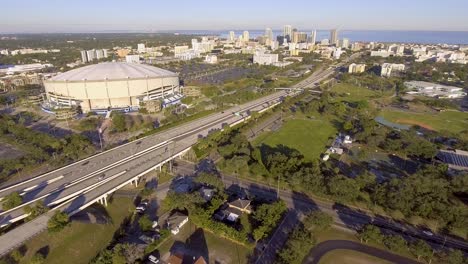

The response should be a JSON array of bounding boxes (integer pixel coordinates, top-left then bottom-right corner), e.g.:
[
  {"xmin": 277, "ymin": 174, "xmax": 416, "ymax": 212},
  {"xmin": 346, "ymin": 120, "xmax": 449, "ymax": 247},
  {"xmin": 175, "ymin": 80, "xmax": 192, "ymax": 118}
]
[
  {"xmin": 120, "ymin": 243, "xmax": 144, "ymax": 264},
  {"xmin": 327, "ymin": 175, "xmax": 360, "ymax": 202},
  {"xmin": 383, "ymin": 235, "xmax": 407, "ymax": 253},
  {"xmin": 195, "ymin": 172, "xmax": 224, "ymax": 191},
  {"xmin": 359, "ymin": 225, "xmax": 383, "ymax": 244},
  {"xmin": 47, "ymin": 211, "xmax": 69, "ymax": 233},
  {"xmin": 409, "ymin": 239, "xmax": 432, "ymax": 261},
  {"xmin": 303, "ymin": 211, "xmax": 333, "ymax": 232},
  {"xmin": 112, "ymin": 112, "xmax": 126, "ymax": 132},
  {"xmin": 355, "ymin": 171, "xmax": 376, "ymax": 190},
  {"xmin": 446, "ymin": 249, "xmax": 464, "ymax": 264},
  {"xmin": 29, "ymin": 253, "xmax": 45, "ymax": 264},
  {"xmin": 24, "ymin": 201, "xmax": 49, "ymax": 221},
  {"xmin": 138, "ymin": 215, "xmax": 153, "ymax": 232},
  {"xmin": 10, "ymin": 248, "xmax": 24, "ymax": 262},
  {"xmin": 2, "ymin": 192, "xmax": 23, "ymax": 210},
  {"xmin": 252, "ymin": 201, "xmax": 287, "ymax": 241},
  {"xmin": 162, "ymin": 191, "xmax": 204, "ymax": 213},
  {"xmin": 277, "ymin": 225, "xmax": 316, "ymax": 264}
]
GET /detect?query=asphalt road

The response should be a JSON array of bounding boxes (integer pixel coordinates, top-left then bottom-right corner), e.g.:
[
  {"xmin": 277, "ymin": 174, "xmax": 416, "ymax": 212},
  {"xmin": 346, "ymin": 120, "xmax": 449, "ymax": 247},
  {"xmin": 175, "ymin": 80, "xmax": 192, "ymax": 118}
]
[{"xmin": 302, "ymin": 240, "xmax": 420, "ymax": 264}]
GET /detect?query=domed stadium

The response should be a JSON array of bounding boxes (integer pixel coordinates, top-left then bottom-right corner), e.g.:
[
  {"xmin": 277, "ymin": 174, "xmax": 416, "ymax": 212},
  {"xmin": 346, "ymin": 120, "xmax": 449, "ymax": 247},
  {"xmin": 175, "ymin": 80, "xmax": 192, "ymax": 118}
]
[{"xmin": 43, "ymin": 62, "xmax": 181, "ymax": 113}]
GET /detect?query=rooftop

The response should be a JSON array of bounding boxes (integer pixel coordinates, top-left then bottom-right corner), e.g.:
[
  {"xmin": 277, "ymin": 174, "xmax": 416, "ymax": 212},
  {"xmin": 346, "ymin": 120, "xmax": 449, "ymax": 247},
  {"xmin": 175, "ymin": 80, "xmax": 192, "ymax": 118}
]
[
  {"xmin": 228, "ymin": 199, "xmax": 251, "ymax": 210},
  {"xmin": 48, "ymin": 62, "xmax": 177, "ymax": 82},
  {"xmin": 437, "ymin": 149, "xmax": 468, "ymax": 170}
]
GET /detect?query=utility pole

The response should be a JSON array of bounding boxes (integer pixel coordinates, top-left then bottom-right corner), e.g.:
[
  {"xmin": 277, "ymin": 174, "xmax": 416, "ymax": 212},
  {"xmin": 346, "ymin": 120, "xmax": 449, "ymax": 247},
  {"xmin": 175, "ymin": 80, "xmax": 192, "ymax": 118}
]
[{"xmin": 277, "ymin": 174, "xmax": 280, "ymax": 199}]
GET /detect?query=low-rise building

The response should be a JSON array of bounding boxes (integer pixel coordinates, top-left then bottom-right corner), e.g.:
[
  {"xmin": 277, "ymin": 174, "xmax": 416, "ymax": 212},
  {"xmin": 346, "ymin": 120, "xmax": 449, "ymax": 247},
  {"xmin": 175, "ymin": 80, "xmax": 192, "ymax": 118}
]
[
  {"xmin": 404, "ymin": 81, "xmax": 467, "ymax": 99},
  {"xmin": 253, "ymin": 51, "xmax": 279, "ymax": 65},
  {"xmin": 371, "ymin": 50, "xmax": 392, "ymax": 57},
  {"xmin": 381, "ymin": 63, "xmax": 405, "ymax": 77},
  {"xmin": 348, "ymin": 63, "xmax": 366, "ymax": 73},
  {"xmin": 436, "ymin": 149, "xmax": 468, "ymax": 171},
  {"xmin": 125, "ymin": 55, "xmax": 141, "ymax": 64},
  {"xmin": 174, "ymin": 49, "xmax": 201, "ymax": 61},
  {"xmin": 204, "ymin": 54, "xmax": 218, "ymax": 64},
  {"xmin": 200, "ymin": 187, "xmax": 215, "ymax": 201},
  {"xmin": 166, "ymin": 212, "xmax": 188, "ymax": 235}
]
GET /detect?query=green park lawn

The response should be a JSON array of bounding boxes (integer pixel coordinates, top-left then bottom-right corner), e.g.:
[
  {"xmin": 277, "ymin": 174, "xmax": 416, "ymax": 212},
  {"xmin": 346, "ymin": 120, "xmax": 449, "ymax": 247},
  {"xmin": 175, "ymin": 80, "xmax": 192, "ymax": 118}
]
[
  {"xmin": 380, "ymin": 109, "xmax": 468, "ymax": 133},
  {"xmin": 331, "ymin": 83, "xmax": 387, "ymax": 102},
  {"xmin": 253, "ymin": 118, "xmax": 336, "ymax": 161},
  {"xmin": 19, "ymin": 197, "xmax": 134, "ymax": 264},
  {"xmin": 156, "ymin": 220, "xmax": 251, "ymax": 264}
]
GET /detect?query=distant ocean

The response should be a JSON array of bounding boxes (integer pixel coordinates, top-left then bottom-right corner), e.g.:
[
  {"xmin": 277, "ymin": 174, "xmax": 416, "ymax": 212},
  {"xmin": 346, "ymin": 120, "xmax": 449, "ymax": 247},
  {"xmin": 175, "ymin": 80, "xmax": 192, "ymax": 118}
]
[{"xmin": 169, "ymin": 30, "xmax": 468, "ymax": 45}]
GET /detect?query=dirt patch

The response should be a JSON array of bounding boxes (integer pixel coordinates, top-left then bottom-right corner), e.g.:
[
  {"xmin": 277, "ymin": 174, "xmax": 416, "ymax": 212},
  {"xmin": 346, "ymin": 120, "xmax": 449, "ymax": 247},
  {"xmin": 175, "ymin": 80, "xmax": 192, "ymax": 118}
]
[{"xmin": 395, "ymin": 119, "xmax": 434, "ymax": 130}]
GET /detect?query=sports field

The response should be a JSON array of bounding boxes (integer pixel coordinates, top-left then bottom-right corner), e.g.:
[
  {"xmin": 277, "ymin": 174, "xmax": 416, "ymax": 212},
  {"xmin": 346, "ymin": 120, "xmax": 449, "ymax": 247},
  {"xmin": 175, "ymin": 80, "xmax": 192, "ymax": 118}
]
[
  {"xmin": 380, "ymin": 109, "xmax": 468, "ymax": 133},
  {"xmin": 253, "ymin": 118, "xmax": 336, "ymax": 161}
]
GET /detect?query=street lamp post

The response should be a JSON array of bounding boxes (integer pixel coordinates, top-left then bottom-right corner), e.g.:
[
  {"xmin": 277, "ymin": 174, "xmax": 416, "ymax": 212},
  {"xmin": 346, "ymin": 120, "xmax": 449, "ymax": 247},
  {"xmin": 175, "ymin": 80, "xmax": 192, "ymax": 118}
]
[{"xmin": 98, "ymin": 128, "xmax": 103, "ymax": 151}]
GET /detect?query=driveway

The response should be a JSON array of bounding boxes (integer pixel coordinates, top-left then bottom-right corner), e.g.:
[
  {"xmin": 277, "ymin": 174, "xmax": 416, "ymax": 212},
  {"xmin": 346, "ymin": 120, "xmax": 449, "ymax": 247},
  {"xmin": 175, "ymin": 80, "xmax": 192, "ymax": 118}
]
[{"xmin": 302, "ymin": 240, "xmax": 420, "ymax": 264}]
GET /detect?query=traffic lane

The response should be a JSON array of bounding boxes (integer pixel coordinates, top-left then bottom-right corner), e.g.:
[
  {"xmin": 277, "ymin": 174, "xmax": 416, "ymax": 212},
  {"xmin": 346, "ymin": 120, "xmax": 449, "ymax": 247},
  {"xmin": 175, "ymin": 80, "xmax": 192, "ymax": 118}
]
[{"xmin": 302, "ymin": 240, "xmax": 420, "ymax": 264}]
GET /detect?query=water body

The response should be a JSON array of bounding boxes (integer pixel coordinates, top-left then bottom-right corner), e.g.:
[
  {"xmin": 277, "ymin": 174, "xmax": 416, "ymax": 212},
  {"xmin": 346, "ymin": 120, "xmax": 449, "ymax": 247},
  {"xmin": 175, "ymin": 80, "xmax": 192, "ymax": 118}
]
[{"xmin": 170, "ymin": 30, "xmax": 468, "ymax": 45}]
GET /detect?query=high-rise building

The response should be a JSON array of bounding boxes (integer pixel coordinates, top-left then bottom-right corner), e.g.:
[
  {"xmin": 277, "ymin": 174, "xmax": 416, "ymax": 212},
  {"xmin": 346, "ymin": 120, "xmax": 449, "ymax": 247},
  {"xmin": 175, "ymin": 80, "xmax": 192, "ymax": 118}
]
[
  {"xmin": 330, "ymin": 29, "xmax": 338, "ymax": 46},
  {"xmin": 80, "ymin": 50, "xmax": 88, "ymax": 63},
  {"xmin": 341, "ymin": 38, "xmax": 350, "ymax": 49},
  {"xmin": 228, "ymin": 31, "xmax": 235, "ymax": 42},
  {"xmin": 95, "ymin": 49, "xmax": 104, "ymax": 60},
  {"xmin": 243, "ymin": 31, "xmax": 250, "ymax": 42},
  {"xmin": 265, "ymin": 28, "xmax": 273, "ymax": 42},
  {"xmin": 103, "ymin": 49, "xmax": 109, "ymax": 58},
  {"xmin": 292, "ymin": 32, "xmax": 307, "ymax": 43},
  {"xmin": 283, "ymin": 25, "xmax": 292, "ymax": 40},
  {"xmin": 309, "ymin": 30, "xmax": 317, "ymax": 45},
  {"xmin": 86, "ymin": 50, "xmax": 96, "ymax": 61}
]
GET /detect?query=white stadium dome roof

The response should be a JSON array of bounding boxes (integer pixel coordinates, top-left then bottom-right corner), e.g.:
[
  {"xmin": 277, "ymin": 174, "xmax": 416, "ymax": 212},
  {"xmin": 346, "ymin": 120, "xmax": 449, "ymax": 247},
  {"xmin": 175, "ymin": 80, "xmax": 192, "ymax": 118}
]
[{"xmin": 49, "ymin": 62, "xmax": 178, "ymax": 82}]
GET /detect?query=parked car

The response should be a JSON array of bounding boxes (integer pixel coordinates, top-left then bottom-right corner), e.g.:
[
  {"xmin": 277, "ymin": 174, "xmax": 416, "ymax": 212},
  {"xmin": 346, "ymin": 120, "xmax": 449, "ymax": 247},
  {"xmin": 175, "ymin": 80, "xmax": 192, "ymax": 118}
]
[
  {"xmin": 148, "ymin": 255, "xmax": 160, "ymax": 264},
  {"xmin": 135, "ymin": 199, "xmax": 149, "ymax": 213}
]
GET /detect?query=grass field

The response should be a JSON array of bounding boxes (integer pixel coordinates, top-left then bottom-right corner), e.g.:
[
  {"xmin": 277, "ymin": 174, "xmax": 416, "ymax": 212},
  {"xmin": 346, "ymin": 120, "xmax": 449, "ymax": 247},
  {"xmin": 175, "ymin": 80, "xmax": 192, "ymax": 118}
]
[
  {"xmin": 253, "ymin": 118, "xmax": 336, "ymax": 161},
  {"xmin": 331, "ymin": 83, "xmax": 387, "ymax": 102},
  {"xmin": 380, "ymin": 109, "xmax": 468, "ymax": 133},
  {"xmin": 318, "ymin": 249, "xmax": 392, "ymax": 264},
  {"xmin": 18, "ymin": 197, "xmax": 134, "ymax": 264},
  {"xmin": 156, "ymin": 221, "xmax": 251, "ymax": 264}
]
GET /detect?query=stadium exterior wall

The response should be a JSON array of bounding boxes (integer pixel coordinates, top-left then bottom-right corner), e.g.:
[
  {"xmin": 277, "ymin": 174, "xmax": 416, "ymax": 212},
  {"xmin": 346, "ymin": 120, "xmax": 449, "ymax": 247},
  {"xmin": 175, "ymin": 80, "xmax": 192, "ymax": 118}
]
[{"xmin": 44, "ymin": 75, "xmax": 179, "ymax": 113}]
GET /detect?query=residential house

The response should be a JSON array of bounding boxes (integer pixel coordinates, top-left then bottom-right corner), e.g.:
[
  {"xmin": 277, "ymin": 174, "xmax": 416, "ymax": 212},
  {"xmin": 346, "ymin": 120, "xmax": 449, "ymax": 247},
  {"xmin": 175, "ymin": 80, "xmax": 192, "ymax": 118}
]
[{"xmin": 167, "ymin": 212, "xmax": 189, "ymax": 235}]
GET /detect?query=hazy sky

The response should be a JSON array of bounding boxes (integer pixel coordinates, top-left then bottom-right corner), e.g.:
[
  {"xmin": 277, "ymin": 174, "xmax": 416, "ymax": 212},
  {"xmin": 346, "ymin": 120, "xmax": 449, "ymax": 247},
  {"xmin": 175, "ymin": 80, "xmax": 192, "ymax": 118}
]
[{"xmin": 1, "ymin": 0, "xmax": 467, "ymax": 33}]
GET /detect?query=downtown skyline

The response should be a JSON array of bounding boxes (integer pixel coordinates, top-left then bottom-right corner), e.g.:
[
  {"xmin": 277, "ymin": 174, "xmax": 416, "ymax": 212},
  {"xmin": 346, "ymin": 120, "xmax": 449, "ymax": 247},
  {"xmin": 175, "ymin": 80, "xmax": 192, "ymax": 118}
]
[{"xmin": 1, "ymin": 0, "xmax": 468, "ymax": 33}]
